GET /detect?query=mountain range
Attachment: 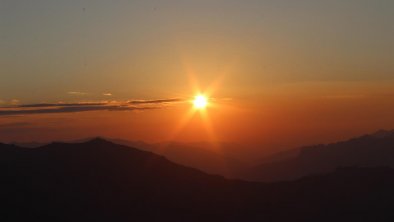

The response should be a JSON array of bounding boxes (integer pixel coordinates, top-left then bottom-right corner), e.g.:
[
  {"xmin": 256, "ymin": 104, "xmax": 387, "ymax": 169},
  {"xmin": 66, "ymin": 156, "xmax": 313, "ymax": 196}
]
[
  {"xmin": 247, "ymin": 129, "xmax": 394, "ymax": 181},
  {"xmin": 2, "ymin": 138, "xmax": 394, "ymax": 221},
  {"xmin": 11, "ymin": 129, "xmax": 394, "ymax": 182},
  {"xmin": 12, "ymin": 138, "xmax": 251, "ymax": 178}
]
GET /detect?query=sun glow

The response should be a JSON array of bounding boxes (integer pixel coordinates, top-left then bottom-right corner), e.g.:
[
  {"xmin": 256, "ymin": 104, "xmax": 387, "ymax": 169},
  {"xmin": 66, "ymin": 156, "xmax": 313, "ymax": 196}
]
[
  {"xmin": 193, "ymin": 95, "xmax": 208, "ymax": 109},
  {"xmin": 166, "ymin": 70, "xmax": 225, "ymax": 153}
]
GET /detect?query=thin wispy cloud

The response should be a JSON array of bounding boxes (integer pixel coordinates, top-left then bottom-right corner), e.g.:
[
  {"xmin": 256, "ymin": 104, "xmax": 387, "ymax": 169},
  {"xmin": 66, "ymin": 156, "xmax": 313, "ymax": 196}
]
[
  {"xmin": 103, "ymin": 93, "xmax": 113, "ymax": 96},
  {"xmin": 68, "ymin": 91, "xmax": 88, "ymax": 96},
  {"xmin": 18, "ymin": 102, "xmax": 106, "ymax": 108},
  {"xmin": 128, "ymin": 98, "xmax": 183, "ymax": 104},
  {"xmin": 0, "ymin": 99, "xmax": 21, "ymax": 106},
  {"xmin": 0, "ymin": 122, "xmax": 32, "ymax": 128},
  {"xmin": 10, "ymin": 99, "xmax": 20, "ymax": 105},
  {"xmin": 0, "ymin": 98, "xmax": 185, "ymax": 116}
]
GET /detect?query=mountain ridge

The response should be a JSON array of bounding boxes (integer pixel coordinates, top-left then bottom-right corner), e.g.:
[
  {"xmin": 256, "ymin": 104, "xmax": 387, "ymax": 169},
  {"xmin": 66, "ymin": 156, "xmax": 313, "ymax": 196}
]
[
  {"xmin": 248, "ymin": 129, "xmax": 394, "ymax": 181},
  {"xmin": 2, "ymin": 139, "xmax": 394, "ymax": 221}
]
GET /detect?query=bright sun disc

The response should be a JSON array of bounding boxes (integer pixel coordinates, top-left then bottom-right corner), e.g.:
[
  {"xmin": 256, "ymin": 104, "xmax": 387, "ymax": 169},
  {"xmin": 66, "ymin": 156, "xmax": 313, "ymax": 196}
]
[{"xmin": 193, "ymin": 95, "xmax": 208, "ymax": 109}]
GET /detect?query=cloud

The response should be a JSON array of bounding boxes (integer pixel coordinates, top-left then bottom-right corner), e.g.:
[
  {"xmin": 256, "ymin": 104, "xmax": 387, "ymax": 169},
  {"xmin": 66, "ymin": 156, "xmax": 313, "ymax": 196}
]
[
  {"xmin": 103, "ymin": 93, "xmax": 112, "ymax": 96},
  {"xmin": 68, "ymin": 91, "xmax": 88, "ymax": 96},
  {"xmin": 129, "ymin": 98, "xmax": 183, "ymax": 104},
  {"xmin": 0, "ymin": 99, "xmax": 182, "ymax": 116},
  {"xmin": 0, "ymin": 122, "xmax": 32, "ymax": 128},
  {"xmin": 0, "ymin": 99, "xmax": 20, "ymax": 107},
  {"xmin": 18, "ymin": 102, "xmax": 106, "ymax": 108},
  {"xmin": 10, "ymin": 99, "xmax": 20, "ymax": 105}
]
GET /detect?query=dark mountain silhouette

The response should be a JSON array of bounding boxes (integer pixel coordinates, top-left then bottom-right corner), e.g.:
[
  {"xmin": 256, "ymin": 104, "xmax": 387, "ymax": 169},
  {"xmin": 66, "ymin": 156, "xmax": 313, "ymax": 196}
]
[
  {"xmin": 2, "ymin": 139, "xmax": 394, "ymax": 221},
  {"xmin": 248, "ymin": 129, "xmax": 394, "ymax": 181},
  {"xmin": 12, "ymin": 138, "xmax": 250, "ymax": 177},
  {"xmin": 107, "ymin": 139, "xmax": 249, "ymax": 177},
  {"xmin": 257, "ymin": 145, "xmax": 303, "ymax": 164},
  {"xmin": 12, "ymin": 141, "xmax": 47, "ymax": 148}
]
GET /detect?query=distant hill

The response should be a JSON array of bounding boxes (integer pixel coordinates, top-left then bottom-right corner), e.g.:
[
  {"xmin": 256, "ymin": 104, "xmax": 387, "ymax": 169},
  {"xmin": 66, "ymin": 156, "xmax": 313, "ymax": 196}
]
[
  {"xmin": 12, "ymin": 138, "xmax": 250, "ymax": 177},
  {"xmin": 0, "ymin": 139, "xmax": 244, "ymax": 221},
  {"xmin": 108, "ymin": 139, "xmax": 249, "ymax": 177},
  {"xmin": 2, "ymin": 139, "xmax": 394, "ymax": 221},
  {"xmin": 248, "ymin": 129, "xmax": 394, "ymax": 181},
  {"xmin": 12, "ymin": 141, "xmax": 47, "ymax": 148}
]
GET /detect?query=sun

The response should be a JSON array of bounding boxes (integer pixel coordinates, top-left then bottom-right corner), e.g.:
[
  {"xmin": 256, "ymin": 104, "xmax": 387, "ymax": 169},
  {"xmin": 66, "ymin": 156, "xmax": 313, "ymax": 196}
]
[{"xmin": 193, "ymin": 94, "xmax": 208, "ymax": 109}]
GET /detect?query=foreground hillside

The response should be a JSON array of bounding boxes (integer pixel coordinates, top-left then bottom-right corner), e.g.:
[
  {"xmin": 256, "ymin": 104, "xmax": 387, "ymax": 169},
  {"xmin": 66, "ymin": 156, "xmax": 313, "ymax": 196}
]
[{"xmin": 1, "ymin": 139, "xmax": 394, "ymax": 221}]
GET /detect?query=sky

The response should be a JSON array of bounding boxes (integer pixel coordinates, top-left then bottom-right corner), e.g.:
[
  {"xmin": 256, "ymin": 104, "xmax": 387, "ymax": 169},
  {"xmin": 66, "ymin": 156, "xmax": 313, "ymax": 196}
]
[{"xmin": 1, "ymin": 0, "xmax": 394, "ymax": 156}]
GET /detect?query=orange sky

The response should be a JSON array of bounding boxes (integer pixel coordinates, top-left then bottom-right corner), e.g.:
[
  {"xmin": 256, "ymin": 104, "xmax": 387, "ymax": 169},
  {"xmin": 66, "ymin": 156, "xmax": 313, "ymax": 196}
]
[
  {"xmin": 1, "ymin": 80, "xmax": 394, "ymax": 158},
  {"xmin": 1, "ymin": 1, "xmax": 394, "ymax": 159}
]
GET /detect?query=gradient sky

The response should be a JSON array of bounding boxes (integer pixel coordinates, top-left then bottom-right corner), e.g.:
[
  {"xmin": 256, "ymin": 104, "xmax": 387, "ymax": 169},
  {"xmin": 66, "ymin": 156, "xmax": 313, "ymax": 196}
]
[{"xmin": 1, "ymin": 0, "xmax": 394, "ymax": 156}]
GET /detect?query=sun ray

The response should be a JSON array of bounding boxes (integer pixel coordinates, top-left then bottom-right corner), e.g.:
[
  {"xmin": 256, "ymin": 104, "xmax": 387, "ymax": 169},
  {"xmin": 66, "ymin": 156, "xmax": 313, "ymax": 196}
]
[
  {"xmin": 166, "ymin": 106, "xmax": 196, "ymax": 142},
  {"xmin": 199, "ymin": 108, "xmax": 220, "ymax": 150}
]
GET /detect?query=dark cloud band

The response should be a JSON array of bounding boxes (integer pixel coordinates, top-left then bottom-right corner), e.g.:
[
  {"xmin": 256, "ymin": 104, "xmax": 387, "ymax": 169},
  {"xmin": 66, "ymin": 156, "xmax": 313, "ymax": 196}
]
[
  {"xmin": 0, "ymin": 98, "xmax": 183, "ymax": 116},
  {"xmin": 128, "ymin": 98, "xmax": 182, "ymax": 104}
]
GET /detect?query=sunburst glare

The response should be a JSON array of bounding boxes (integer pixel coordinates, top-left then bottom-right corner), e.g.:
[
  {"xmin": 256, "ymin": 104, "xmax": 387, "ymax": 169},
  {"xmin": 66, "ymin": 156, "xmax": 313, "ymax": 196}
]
[{"xmin": 193, "ymin": 94, "xmax": 208, "ymax": 109}]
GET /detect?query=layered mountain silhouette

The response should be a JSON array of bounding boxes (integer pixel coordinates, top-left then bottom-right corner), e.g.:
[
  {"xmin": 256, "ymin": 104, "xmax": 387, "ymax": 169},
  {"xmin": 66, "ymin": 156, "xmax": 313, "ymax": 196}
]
[
  {"xmin": 10, "ymin": 129, "xmax": 394, "ymax": 183},
  {"xmin": 109, "ymin": 139, "xmax": 249, "ymax": 177},
  {"xmin": 248, "ymin": 129, "xmax": 394, "ymax": 181},
  {"xmin": 2, "ymin": 138, "xmax": 394, "ymax": 221},
  {"xmin": 13, "ymin": 139, "xmax": 250, "ymax": 177}
]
